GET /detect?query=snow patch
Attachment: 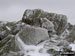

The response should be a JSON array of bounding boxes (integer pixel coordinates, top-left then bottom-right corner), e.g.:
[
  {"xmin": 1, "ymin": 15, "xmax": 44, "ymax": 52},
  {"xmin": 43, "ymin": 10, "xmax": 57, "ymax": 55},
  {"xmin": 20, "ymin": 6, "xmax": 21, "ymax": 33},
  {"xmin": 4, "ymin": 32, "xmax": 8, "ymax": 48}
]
[
  {"xmin": 15, "ymin": 34, "xmax": 50, "ymax": 56},
  {"xmin": 70, "ymin": 44, "xmax": 75, "ymax": 51}
]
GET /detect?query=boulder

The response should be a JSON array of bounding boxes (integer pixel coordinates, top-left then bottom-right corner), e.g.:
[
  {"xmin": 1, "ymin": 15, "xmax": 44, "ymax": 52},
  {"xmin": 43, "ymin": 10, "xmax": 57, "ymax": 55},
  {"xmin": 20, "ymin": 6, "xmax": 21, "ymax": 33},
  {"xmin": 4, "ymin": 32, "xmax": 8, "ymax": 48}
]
[
  {"xmin": 0, "ymin": 35, "xmax": 20, "ymax": 56},
  {"xmin": 41, "ymin": 18, "xmax": 55, "ymax": 37},
  {"xmin": 0, "ymin": 9, "xmax": 74, "ymax": 56},
  {"xmin": 22, "ymin": 9, "xmax": 43, "ymax": 26},
  {"xmin": 19, "ymin": 25, "xmax": 49, "ymax": 45},
  {"xmin": 22, "ymin": 9, "xmax": 68, "ymax": 35},
  {"xmin": 51, "ymin": 14, "xmax": 68, "ymax": 35},
  {"xmin": 66, "ymin": 26, "xmax": 75, "ymax": 43}
]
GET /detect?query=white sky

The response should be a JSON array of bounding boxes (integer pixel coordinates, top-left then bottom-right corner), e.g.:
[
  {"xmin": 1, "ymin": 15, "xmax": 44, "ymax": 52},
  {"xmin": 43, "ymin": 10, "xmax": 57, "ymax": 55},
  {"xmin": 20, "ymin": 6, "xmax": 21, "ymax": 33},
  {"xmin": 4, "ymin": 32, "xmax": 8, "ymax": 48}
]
[{"xmin": 0, "ymin": 0, "xmax": 75, "ymax": 25}]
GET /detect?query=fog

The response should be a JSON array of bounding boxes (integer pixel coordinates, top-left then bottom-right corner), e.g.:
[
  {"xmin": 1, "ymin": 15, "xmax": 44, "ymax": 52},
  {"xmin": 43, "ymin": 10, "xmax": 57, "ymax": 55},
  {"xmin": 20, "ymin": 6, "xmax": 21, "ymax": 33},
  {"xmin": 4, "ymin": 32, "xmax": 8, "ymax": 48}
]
[{"xmin": 0, "ymin": 0, "xmax": 75, "ymax": 25}]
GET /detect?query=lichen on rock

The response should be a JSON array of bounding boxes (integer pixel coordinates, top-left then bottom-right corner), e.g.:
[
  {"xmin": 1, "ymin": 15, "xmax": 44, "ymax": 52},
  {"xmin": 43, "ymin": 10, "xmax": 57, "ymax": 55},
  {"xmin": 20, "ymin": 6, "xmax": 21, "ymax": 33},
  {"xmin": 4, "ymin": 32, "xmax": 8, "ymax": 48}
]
[{"xmin": 0, "ymin": 9, "xmax": 75, "ymax": 56}]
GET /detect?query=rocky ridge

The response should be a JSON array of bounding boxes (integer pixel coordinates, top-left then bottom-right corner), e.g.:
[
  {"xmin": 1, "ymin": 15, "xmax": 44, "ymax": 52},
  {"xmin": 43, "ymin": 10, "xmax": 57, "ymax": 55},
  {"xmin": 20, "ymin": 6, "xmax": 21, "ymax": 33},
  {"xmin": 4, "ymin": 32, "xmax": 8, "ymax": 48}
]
[{"xmin": 0, "ymin": 9, "xmax": 75, "ymax": 56}]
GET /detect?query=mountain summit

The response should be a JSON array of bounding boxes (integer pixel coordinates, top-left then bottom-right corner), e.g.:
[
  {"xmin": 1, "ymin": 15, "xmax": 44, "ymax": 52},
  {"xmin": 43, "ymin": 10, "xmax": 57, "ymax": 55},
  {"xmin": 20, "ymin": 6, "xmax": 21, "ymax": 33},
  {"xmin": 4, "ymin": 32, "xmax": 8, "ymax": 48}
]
[{"xmin": 0, "ymin": 9, "xmax": 75, "ymax": 56}]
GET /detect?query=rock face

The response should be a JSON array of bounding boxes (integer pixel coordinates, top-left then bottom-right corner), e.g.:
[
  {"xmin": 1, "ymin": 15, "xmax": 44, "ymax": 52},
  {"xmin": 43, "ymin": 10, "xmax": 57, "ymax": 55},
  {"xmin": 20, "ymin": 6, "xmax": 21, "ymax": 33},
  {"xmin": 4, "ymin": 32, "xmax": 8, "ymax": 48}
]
[
  {"xmin": 0, "ymin": 9, "xmax": 75, "ymax": 56},
  {"xmin": 22, "ymin": 9, "xmax": 67, "ymax": 35},
  {"xmin": 19, "ymin": 25, "xmax": 49, "ymax": 45},
  {"xmin": 66, "ymin": 26, "xmax": 75, "ymax": 43}
]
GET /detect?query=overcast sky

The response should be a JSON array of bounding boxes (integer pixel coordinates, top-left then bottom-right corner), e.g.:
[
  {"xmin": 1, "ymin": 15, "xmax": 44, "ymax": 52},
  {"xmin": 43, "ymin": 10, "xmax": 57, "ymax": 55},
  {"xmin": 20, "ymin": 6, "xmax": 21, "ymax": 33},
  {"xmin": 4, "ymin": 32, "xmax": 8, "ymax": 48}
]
[{"xmin": 0, "ymin": 0, "xmax": 75, "ymax": 25}]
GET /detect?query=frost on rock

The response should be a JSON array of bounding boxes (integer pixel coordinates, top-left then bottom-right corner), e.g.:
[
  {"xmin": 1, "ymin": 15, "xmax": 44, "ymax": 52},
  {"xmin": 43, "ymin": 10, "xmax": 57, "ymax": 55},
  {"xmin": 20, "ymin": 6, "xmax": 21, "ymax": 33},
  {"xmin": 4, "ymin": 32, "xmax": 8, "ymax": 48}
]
[
  {"xmin": 0, "ymin": 9, "xmax": 75, "ymax": 56},
  {"xmin": 15, "ymin": 34, "xmax": 50, "ymax": 56}
]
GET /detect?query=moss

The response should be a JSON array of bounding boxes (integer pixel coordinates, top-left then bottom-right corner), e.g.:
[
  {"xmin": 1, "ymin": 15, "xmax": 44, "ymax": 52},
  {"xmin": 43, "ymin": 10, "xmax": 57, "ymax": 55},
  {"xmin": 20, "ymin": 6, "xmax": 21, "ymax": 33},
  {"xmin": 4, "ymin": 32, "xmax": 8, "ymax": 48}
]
[
  {"xmin": 0, "ymin": 51, "xmax": 3, "ymax": 56},
  {"xmin": 55, "ymin": 37, "xmax": 61, "ymax": 40},
  {"xmin": 24, "ymin": 19, "xmax": 32, "ymax": 24},
  {"xmin": 0, "ymin": 41, "xmax": 3, "ymax": 47},
  {"xmin": 4, "ymin": 30, "xmax": 12, "ymax": 37},
  {"xmin": 3, "ymin": 45, "xmax": 9, "ymax": 53},
  {"xmin": 0, "ymin": 24, "xmax": 6, "ymax": 31},
  {"xmin": 33, "ymin": 10, "xmax": 41, "ymax": 17},
  {"xmin": 12, "ymin": 30, "xmax": 19, "ymax": 35},
  {"xmin": 0, "ymin": 37, "xmax": 19, "ymax": 56},
  {"xmin": 6, "ymin": 22, "xmax": 16, "ymax": 27},
  {"xmin": 0, "ymin": 45, "xmax": 9, "ymax": 56}
]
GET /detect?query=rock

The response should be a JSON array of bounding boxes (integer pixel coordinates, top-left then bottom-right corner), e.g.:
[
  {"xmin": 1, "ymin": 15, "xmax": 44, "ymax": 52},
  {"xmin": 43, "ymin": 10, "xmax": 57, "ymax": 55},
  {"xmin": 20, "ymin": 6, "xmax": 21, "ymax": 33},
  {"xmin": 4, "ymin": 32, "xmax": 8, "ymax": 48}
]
[
  {"xmin": 19, "ymin": 25, "xmax": 49, "ymax": 45},
  {"xmin": 22, "ymin": 9, "xmax": 42, "ymax": 26},
  {"xmin": 57, "ymin": 40, "xmax": 69, "ymax": 47},
  {"xmin": 67, "ymin": 23, "xmax": 73, "ymax": 31},
  {"xmin": 22, "ymin": 9, "xmax": 68, "ymax": 35},
  {"xmin": 11, "ymin": 24, "xmax": 23, "ymax": 35},
  {"xmin": 60, "ymin": 29, "xmax": 70, "ymax": 39},
  {"xmin": 41, "ymin": 18, "xmax": 55, "ymax": 37},
  {"xmin": 0, "ymin": 31, "xmax": 4, "ymax": 40},
  {"xmin": 53, "ymin": 14, "xmax": 68, "ymax": 35},
  {"xmin": 0, "ymin": 9, "xmax": 75, "ymax": 56},
  {"xmin": 47, "ymin": 49, "xmax": 59, "ymax": 56},
  {"xmin": 0, "ymin": 35, "xmax": 20, "ymax": 56},
  {"xmin": 0, "ymin": 23, "xmax": 6, "ymax": 31},
  {"xmin": 6, "ymin": 22, "xmax": 16, "ymax": 27},
  {"xmin": 66, "ymin": 26, "xmax": 75, "ymax": 43},
  {"xmin": 41, "ymin": 18, "xmax": 55, "ymax": 32},
  {"xmin": 11, "ymin": 22, "xmax": 26, "ymax": 35}
]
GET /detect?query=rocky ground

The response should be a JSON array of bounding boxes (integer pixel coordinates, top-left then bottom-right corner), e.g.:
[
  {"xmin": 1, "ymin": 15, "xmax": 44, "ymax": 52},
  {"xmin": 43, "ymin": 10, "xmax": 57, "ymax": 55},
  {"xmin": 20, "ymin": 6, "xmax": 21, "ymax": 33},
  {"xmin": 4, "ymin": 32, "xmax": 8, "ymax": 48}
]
[{"xmin": 0, "ymin": 9, "xmax": 75, "ymax": 56}]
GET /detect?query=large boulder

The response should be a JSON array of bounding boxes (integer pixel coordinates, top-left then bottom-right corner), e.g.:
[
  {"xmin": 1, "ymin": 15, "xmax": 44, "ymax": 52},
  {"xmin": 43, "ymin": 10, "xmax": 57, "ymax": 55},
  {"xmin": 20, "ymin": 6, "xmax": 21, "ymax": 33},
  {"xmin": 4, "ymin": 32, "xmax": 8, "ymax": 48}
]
[
  {"xmin": 0, "ymin": 9, "xmax": 74, "ymax": 56},
  {"xmin": 18, "ymin": 25, "xmax": 49, "ymax": 45},
  {"xmin": 47, "ymin": 13, "xmax": 68, "ymax": 35},
  {"xmin": 22, "ymin": 9, "xmax": 51, "ymax": 26},
  {"xmin": 22, "ymin": 9, "xmax": 68, "ymax": 35},
  {"xmin": 54, "ymin": 15, "xmax": 67, "ymax": 35}
]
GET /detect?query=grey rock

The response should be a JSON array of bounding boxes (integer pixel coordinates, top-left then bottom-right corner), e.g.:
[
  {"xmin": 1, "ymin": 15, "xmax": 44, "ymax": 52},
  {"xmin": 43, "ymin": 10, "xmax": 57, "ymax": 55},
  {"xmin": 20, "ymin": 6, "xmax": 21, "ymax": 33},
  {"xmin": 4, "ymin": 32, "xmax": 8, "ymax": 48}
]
[
  {"xmin": 19, "ymin": 25, "xmax": 49, "ymax": 45},
  {"xmin": 53, "ymin": 14, "xmax": 68, "ymax": 35},
  {"xmin": 0, "ymin": 9, "xmax": 75, "ymax": 56},
  {"xmin": 0, "ymin": 35, "xmax": 20, "ymax": 56},
  {"xmin": 67, "ymin": 23, "xmax": 73, "ymax": 31},
  {"xmin": 22, "ymin": 9, "xmax": 68, "ymax": 35},
  {"xmin": 41, "ymin": 18, "xmax": 55, "ymax": 32},
  {"xmin": 66, "ymin": 26, "xmax": 75, "ymax": 43}
]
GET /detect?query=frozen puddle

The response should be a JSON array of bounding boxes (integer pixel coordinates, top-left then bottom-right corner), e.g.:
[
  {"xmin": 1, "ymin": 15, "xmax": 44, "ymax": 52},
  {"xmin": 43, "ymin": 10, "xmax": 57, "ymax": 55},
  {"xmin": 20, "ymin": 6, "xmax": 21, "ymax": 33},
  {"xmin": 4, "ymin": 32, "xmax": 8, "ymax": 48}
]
[
  {"xmin": 15, "ymin": 34, "xmax": 51, "ymax": 56},
  {"xmin": 70, "ymin": 44, "xmax": 75, "ymax": 51}
]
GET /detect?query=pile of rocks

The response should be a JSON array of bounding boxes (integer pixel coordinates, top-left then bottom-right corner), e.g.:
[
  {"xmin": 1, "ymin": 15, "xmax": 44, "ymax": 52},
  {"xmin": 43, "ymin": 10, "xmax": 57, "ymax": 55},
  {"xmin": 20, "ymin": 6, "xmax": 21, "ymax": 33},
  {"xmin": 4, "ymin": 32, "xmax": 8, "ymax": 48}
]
[{"xmin": 0, "ymin": 9, "xmax": 75, "ymax": 56}]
